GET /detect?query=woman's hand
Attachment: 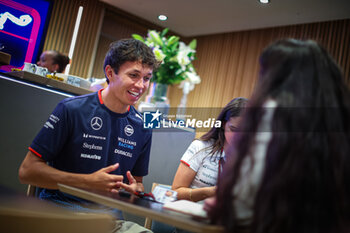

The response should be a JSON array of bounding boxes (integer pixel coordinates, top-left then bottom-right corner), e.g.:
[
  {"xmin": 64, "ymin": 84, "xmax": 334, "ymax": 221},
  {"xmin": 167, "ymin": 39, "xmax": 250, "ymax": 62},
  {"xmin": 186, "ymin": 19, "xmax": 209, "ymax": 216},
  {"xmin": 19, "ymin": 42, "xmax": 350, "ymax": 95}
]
[{"xmin": 203, "ymin": 196, "xmax": 217, "ymax": 212}]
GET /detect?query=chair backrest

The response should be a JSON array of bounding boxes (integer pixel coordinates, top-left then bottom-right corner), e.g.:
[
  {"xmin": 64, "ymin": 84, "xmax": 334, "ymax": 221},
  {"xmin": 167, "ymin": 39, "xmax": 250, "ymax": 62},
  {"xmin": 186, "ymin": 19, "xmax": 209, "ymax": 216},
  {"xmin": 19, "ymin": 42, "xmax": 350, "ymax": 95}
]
[{"xmin": 144, "ymin": 182, "xmax": 172, "ymax": 229}]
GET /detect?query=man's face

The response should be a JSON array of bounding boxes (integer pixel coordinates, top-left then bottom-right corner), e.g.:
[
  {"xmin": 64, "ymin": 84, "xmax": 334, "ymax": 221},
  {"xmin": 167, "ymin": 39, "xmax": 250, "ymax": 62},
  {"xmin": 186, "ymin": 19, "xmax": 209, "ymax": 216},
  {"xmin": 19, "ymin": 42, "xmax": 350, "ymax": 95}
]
[
  {"xmin": 37, "ymin": 51, "xmax": 57, "ymax": 73},
  {"xmin": 106, "ymin": 61, "xmax": 152, "ymax": 108}
]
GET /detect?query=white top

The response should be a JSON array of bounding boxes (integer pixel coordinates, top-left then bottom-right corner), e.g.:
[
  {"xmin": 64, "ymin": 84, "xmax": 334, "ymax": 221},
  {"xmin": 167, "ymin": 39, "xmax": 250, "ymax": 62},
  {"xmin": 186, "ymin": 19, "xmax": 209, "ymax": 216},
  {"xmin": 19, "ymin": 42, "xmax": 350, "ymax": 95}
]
[
  {"xmin": 181, "ymin": 140, "xmax": 224, "ymax": 189},
  {"xmin": 232, "ymin": 99, "xmax": 277, "ymax": 225}
]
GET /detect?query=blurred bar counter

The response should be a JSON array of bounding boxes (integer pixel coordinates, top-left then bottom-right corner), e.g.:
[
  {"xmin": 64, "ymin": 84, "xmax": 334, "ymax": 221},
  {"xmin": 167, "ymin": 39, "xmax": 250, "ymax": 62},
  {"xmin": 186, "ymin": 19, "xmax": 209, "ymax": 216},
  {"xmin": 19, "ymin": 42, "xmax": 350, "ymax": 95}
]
[{"xmin": 6, "ymin": 71, "xmax": 92, "ymax": 96}]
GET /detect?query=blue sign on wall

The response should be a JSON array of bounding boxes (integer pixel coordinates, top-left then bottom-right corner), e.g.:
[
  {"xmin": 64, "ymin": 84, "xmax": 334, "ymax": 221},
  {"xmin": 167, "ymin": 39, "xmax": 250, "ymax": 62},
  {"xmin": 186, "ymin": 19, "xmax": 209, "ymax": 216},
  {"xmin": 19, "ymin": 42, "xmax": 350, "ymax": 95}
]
[{"xmin": 0, "ymin": 0, "xmax": 53, "ymax": 71}]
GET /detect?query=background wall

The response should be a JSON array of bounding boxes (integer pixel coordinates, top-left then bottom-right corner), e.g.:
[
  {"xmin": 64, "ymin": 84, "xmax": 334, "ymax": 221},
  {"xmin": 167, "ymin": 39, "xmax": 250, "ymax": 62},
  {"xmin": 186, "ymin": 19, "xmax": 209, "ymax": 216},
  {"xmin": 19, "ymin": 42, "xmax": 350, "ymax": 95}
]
[
  {"xmin": 168, "ymin": 19, "xmax": 350, "ymax": 109},
  {"xmin": 41, "ymin": 0, "xmax": 104, "ymax": 78},
  {"xmin": 42, "ymin": 0, "xmax": 350, "ymax": 110},
  {"xmin": 90, "ymin": 8, "xmax": 154, "ymax": 79}
]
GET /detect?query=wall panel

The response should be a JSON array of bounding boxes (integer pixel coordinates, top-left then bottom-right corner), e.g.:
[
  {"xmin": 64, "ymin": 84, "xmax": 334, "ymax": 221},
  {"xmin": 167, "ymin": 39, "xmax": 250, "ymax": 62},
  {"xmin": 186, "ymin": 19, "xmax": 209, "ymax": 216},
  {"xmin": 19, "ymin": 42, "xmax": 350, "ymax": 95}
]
[
  {"xmin": 42, "ymin": 0, "xmax": 104, "ymax": 78},
  {"xmin": 168, "ymin": 19, "xmax": 350, "ymax": 110},
  {"xmin": 90, "ymin": 9, "xmax": 150, "ymax": 79},
  {"xmin": 43, "ymin": 1, "xmax": 349, "ymax": 109},
  {"xmin": 90, "ymin": 6, "xmax": 168, "ymax": 79}
]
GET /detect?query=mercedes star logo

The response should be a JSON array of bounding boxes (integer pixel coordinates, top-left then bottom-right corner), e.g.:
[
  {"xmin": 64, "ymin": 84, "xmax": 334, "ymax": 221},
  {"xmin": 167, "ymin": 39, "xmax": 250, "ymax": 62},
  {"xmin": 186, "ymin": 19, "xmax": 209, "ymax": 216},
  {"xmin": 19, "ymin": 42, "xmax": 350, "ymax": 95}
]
[{"xmin": 91, "ymin": 117, "xmax": 103, "ymax": 130}]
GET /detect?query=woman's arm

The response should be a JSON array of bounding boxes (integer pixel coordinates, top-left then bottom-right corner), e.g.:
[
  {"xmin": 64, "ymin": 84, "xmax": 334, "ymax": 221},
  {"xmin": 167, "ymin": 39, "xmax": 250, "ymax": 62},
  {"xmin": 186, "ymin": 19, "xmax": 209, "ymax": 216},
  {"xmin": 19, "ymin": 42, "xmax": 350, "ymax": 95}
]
[{"xmin": 172, "ymin": 162, "xmax": 216, "ymax": 202}]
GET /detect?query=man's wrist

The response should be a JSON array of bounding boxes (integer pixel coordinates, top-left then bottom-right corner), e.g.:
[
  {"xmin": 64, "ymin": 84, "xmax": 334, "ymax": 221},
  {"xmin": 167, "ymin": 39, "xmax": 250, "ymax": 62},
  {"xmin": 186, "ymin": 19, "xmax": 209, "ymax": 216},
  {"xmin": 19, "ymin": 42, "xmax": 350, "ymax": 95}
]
[{"xmin": 136, "ymin": 182, "xmax": 144, "ymax": 192}]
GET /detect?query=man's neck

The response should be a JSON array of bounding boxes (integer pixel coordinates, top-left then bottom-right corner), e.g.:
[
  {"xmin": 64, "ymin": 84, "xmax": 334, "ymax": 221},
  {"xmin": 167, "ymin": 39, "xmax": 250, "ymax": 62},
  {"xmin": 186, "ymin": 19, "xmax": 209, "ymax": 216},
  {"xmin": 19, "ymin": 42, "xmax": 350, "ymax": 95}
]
[{"xmin": 101, "ymin": 88, "xmax": 129, "ymax": 114}]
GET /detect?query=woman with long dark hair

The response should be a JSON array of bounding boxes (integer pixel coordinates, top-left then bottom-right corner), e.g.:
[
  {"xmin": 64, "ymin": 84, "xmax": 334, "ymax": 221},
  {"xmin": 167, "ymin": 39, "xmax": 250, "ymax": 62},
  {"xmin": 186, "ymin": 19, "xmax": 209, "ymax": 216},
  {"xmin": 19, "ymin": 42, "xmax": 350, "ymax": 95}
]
[
  {"xmin": 207, "ymin": 39, "xmax": 350, "ymax": 233},
  {"xmin": 172, "ymin": 97, "xmax": 247, "ymax": 202}
]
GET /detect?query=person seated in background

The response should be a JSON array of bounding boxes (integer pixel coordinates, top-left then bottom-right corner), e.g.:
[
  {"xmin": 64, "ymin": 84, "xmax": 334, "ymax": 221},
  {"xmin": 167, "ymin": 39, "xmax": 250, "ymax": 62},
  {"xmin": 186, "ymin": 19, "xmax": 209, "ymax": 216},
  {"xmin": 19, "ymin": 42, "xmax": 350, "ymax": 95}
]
[
  {"xmin": 37, "ymin": 50, "xmax": 70, "ymax": 73},
  {"xmin": 150, "ymin": 97, "xmax": 247, "ymax": 233},
  {"xmin": 205, "ymin": 39, "xmax": 350, "ymax": 233},
  {"xmin": 19, "ymin": 38, "xmax": 159, "ymax": 232},
  {"xmin": 172, "ymin": 97, "xmax": 248, "ymax": 202}
]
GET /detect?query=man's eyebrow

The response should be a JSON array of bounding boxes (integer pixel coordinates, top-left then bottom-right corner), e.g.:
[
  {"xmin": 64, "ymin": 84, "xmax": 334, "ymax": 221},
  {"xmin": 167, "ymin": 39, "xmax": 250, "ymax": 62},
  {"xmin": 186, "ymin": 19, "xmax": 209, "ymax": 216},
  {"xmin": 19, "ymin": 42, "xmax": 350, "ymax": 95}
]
[
  {"xmin": 128, "ymin": 69, "xmax": 153, "ymax": 75},
  {"xmin": 129, "ymin": 69, "xmax": 141, "ymax": 73}
]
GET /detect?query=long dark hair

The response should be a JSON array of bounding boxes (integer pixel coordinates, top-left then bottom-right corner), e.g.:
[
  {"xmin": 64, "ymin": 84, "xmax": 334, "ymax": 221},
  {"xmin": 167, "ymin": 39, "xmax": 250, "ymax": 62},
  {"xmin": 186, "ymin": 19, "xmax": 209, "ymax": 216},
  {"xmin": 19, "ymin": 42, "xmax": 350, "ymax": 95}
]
[
  {"xmin": 200, "ymin": 97, "xmax": 247, "ymax": 158},
  {"xmin": 209, "ymin": 39, "xmax": 350, "ymax": 233}
]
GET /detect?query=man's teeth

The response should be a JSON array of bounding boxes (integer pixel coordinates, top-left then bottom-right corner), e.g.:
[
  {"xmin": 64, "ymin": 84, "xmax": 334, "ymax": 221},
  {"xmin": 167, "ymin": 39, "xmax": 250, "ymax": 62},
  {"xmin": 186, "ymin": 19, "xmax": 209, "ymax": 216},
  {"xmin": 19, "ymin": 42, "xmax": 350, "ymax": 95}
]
[{"xmin": 129, "ymin": 91, "xmax": 139, "ymax": 97}]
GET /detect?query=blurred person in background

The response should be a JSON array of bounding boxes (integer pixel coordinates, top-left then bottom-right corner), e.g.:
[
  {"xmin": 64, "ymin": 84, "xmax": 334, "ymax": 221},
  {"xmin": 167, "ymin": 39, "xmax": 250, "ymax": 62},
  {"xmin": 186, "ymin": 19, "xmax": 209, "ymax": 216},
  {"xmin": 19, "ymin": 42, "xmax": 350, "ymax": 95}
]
[
  {"xmin": 150, "ymin": 97, "xmax": 247, "ymax": 233},
  {"xmin": 37, "ymin": 50, "xmax": 70, "ymax": 73}
]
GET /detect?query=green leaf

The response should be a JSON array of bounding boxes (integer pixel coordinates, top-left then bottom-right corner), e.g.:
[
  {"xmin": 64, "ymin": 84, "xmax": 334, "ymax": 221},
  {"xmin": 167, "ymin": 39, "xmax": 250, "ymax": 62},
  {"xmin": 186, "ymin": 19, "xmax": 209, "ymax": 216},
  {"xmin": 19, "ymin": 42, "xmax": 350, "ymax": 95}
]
[
  {"xmin": 149, "ymin": 30, "xmax": 163, "ymax": 46},
  {"xmin": 170, "ymin": 41, "xmax": 179, "ymax": 52},
  {"xmin": 161, "ymin": 28, "xmax": 169, "ymax": 37},
  {"xmin": 189, "ymin": 39, "xmax": 197, "ymax": 50},
  {"xmin": 167, "ymin": 36, "xmax": 179, "ymax": 46},
  {"xmin": 132, "ymin": 34, "xmax": 145, "ymax": 42}
]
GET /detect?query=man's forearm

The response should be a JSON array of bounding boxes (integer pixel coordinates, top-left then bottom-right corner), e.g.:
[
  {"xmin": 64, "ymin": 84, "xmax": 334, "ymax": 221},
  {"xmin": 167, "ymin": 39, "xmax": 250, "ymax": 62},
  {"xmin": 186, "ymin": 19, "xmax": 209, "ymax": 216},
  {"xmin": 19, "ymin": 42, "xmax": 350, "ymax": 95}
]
[
  {"xmin": 19, "ymin": 151, "xmax": 124, "ymax": 191},
  {"xmin": 19, "ymin": 151, "xmax": 89, "ymax": 189}
]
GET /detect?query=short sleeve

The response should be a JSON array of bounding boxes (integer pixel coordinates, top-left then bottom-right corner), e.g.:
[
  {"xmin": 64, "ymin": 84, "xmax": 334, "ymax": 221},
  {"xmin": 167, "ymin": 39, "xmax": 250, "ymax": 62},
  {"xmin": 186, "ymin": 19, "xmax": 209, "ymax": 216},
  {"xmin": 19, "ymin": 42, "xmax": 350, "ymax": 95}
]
[
  {"xmin": 29, "ymin": 101, "xmax": 70, "ymax": 162},
  {"xmin": 180, "ymin": 140, "xmax": 209, "ymax": 172}
]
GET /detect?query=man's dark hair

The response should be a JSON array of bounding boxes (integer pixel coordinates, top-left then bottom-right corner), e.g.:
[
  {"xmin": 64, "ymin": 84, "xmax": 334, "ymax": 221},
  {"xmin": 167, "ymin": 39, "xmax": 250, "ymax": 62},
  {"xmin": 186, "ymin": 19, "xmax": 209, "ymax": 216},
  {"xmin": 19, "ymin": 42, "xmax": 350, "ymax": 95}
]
[
  {"xmin": 50, "ymin": 51, "xmax": 70, "ymax": 73},
  {"xmin": 103, "ymin": 39, "xmax": 159, "ymax": 83}
]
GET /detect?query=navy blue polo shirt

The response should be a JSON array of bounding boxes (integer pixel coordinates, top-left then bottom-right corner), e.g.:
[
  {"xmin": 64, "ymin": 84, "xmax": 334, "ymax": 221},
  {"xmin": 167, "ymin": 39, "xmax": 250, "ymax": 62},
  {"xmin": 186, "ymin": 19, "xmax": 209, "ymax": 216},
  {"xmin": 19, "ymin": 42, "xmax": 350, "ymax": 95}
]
[{"xmin": 29, "ymin": 89, "xmax": 152, "ymax": 215}]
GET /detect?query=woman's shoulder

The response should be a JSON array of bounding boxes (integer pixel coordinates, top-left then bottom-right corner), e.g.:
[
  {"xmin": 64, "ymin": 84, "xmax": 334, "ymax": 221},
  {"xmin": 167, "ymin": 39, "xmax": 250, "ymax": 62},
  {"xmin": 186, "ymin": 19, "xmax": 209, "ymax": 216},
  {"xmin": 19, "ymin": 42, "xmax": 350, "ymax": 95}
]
[
  {"xmin": 182, "ymin": 140, "xmax": 213, "ymax": 164},
  {"xmin": 189, "ymin": 139, "xmax": 213, "ymax": 150}
]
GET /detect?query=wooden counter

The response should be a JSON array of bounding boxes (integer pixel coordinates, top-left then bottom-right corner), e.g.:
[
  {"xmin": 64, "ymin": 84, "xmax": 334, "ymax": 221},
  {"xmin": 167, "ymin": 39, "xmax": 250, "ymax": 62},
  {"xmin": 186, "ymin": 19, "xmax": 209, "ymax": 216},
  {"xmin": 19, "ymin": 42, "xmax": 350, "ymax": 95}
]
[
  {"xmin": 0, "ymin": 51, "xmax": 11, "ymax": 65},
  {"xmin": 7, "ymin": 71, "xmax": 93, "ymax": 96}
]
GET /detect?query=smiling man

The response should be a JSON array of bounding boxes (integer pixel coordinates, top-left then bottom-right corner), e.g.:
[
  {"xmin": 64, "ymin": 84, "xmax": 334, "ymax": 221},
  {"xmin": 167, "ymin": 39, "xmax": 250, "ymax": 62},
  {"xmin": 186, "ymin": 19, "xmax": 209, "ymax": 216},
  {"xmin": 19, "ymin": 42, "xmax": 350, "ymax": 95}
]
[{"xmin": 19, "ymin": 39, "xmax": 158, "ymax": 231}]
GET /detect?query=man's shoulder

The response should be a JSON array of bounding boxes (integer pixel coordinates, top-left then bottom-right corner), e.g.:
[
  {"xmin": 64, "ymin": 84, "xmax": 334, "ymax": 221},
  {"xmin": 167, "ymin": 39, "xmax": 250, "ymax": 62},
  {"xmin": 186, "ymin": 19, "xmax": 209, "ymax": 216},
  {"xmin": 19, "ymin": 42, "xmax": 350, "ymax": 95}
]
[
  {"xmin": 128, "ymin": 106, "xmax": 144, "ymax": 124},
  {"xmin": 60, "ymin": 92, "xmax": 97, "ymax": 109}
]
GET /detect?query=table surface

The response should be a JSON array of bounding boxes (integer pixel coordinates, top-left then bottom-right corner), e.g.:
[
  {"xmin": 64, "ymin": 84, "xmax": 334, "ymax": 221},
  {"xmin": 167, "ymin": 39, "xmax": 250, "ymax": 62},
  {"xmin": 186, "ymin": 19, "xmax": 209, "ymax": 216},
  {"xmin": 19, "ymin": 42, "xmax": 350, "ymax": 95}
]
[{"xmin": 58, "ymin": 184, "xmax": 224, "ymax": 233}]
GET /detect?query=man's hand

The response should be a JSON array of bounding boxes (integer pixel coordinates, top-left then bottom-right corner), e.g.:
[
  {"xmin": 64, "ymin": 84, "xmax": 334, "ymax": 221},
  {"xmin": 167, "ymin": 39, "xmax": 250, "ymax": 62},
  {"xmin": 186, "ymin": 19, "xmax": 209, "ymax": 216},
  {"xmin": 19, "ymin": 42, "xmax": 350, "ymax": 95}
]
[
  {"xmin": 115, "ymin": 171, "xmax": 142, "ymax": 193},
  {"xmin": 87, "ymin": 163, "xmax": 124, "ymax": 192},
  {"xmin": 19, "ymin": 151, "xmax": 127, "ymax": 191}
]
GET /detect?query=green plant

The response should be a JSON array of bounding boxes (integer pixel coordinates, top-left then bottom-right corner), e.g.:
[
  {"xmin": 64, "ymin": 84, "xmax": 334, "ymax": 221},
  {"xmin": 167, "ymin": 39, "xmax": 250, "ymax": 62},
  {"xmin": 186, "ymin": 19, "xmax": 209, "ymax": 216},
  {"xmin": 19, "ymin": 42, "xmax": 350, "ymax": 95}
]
[{"xmin": 132, "ymin": 28, "xmax": 200, "ymax": 86}]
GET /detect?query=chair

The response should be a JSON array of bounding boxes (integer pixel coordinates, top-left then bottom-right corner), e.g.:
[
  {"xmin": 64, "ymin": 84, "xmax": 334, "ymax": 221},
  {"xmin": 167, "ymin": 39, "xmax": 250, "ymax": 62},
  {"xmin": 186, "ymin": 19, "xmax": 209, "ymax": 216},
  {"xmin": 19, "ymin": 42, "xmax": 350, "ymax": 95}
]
[{"xmin": 144, "ymin": 182, "xmax": 172, "ymax": 229}]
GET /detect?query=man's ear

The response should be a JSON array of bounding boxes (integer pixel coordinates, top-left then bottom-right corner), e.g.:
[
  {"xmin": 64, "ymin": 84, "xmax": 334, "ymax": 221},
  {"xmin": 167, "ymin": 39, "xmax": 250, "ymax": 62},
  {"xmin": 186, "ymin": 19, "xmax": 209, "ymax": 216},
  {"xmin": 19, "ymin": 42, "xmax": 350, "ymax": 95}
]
[
  {"xmin": 105, "ymin": 65, "xmax": 113, "ymax": 80},
  {"xmin": 53, "ymin": 64, "xmax": 59, "ymax": 73}
]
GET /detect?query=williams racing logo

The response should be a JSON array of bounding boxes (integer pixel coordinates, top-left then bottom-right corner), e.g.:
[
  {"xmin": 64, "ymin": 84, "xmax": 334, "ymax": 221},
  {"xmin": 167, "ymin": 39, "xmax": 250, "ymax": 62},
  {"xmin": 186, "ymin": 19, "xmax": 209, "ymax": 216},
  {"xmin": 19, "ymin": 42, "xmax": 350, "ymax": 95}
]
[{"xmin": 124, "ymin": 125, "xmax": 134, "ymax": 136}]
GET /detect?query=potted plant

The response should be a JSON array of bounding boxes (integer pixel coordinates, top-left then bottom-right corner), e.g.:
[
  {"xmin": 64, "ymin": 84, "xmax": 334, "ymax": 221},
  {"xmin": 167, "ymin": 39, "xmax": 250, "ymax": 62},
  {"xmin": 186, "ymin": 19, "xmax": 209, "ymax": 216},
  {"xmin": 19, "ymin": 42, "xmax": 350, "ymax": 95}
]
[{"xmin": 133, "ymin": 28, "xmax": 200, "ymax": 110}]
